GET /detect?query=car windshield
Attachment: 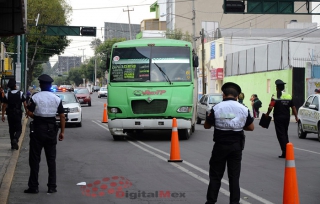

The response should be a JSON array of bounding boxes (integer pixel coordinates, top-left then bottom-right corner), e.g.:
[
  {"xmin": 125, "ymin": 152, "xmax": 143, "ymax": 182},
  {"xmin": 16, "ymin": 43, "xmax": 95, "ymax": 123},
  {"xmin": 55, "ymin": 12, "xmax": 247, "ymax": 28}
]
[
  {"xmin": 55, "ymin": 93, "xmax": 78, "ymax": 103},
  {"xmin": 110, "ymin": 46, "xmax": 191, "ymax": 82},
  {"xmin": 209, "ymin": 95, "xmax": 223, "ymax": 104},
  {"xmin": 75, "ymin": 89, "xmax": 89, "ymax": 94},
  {"xmin": 100, "ymin": 88, "xmax": 107, "ymax": 91}
]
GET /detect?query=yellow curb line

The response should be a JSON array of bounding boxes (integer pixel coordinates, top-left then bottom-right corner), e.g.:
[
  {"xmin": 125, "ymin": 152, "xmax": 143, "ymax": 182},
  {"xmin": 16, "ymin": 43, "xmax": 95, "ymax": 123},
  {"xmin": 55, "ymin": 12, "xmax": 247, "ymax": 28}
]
[{"xmin": 0, "ymin": 117, "xmax": 28, "ymax": 204}]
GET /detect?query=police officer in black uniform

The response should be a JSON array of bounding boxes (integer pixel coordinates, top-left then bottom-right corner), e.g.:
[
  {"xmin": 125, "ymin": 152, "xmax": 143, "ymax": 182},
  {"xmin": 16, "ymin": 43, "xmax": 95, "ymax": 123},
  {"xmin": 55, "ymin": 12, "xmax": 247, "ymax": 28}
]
[
  {"xmin": 1, "ymin": 79, "xmax": 28, "ymax": 150},
  {"xmin": 204, "ymin": 82, "xmax": 254, "ymax": 204},
  {"xmin": 24, "ymin": 74, "xmax": 65, "ymax": 194},
  {"xmin": 265, "ymin": 79, "xmax": 298, "ymax": 158}
]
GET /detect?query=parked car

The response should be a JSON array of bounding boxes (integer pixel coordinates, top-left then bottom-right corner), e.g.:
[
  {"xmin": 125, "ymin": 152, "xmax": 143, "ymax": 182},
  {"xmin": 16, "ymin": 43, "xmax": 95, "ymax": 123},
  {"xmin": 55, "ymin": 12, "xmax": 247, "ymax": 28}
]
[
  {"xmin": 298, "ymin": 94, "xmax": 320, "ymax": 141},
  {"xmin": 196, "ymin": 93, "xmax": 223, "ymax": 124},
  {"xmin": 92, "ymin": 86, "xmax": 100, "ymax": 92},
  {"xmin": 54, "ymin": 91, "xmax": 82, "ymax": 127},
  {"xmin": 98, "ymin": 87, "xmax": 108, "ymax": 98},
  {"xmin": 74, "ymin": 87, "xmax": 91, "ymax": 106}
]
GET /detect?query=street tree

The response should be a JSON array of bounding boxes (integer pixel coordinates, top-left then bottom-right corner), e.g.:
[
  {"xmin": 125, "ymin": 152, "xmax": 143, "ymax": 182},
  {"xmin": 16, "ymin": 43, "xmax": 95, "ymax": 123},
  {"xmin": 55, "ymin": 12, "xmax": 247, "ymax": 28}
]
[{"xmin": 26, "ymin": 0, "xmax": 72, "ymax": 86}]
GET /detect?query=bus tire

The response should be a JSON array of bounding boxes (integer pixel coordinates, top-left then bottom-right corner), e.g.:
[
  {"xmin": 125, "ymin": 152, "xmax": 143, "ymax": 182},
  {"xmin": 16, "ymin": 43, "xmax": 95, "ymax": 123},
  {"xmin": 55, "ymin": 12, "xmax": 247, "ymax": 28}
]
[{"xmin": 178, "ymin": 129, "xmax": 191, "ymax": 140}]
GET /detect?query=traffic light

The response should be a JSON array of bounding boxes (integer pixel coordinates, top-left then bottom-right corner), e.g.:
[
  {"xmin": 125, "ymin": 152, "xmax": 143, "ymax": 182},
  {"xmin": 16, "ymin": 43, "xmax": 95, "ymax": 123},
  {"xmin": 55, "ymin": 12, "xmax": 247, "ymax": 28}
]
[
  {"xmin": 80, "ymin": 27, "xmax": 96, "ymax": 36},
  {"xmin": 224, "ymin": 1, "xmax": 245, "ymax": 13}
]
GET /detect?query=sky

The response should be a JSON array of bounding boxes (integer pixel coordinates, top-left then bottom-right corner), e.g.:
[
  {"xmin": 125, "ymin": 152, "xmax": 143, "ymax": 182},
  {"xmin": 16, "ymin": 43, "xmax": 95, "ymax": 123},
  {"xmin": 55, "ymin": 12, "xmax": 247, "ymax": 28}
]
[{"xmin": 49, "ymin": 0, "xmax": 156, "ymax": 66}]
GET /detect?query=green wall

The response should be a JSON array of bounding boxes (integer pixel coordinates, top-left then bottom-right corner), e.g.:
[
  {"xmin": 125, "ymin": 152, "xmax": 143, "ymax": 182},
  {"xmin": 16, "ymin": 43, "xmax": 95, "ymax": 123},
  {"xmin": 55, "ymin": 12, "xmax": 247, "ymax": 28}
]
[{"xmin": 224, "ymin": 69, "xmax": 292, "ymax": 113}]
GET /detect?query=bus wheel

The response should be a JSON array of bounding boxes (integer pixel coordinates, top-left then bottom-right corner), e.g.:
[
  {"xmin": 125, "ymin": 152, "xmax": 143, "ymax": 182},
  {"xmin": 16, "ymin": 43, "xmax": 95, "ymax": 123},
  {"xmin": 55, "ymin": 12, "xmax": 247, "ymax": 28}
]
[
  {"xmin": 178, "ymin": 129, "xmax": 191, "ymax": 140},
  {"xmin": 113, "ymin": 135, "xmax": 125, "ymax": 141}
]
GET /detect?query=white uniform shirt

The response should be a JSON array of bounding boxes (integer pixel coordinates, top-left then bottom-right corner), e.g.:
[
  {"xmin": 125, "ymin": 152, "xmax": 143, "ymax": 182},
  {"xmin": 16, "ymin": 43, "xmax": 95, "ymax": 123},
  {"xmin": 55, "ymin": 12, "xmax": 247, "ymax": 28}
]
[
  {"xmin": 32, "ymin": 91, "xmax": 61, "ymax": 117},
  {"xmin": 213, "ymin": 100, "xmax": 250, "ymax": 131}
]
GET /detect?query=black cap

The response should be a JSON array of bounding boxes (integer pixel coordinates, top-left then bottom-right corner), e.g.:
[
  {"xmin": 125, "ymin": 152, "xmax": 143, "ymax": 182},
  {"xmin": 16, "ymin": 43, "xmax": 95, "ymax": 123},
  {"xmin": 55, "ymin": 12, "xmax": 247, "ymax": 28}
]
[
  {"xmin": 221, "ymin": 82, "xmax": 241, "ymax": 94},
  {"xmin": 38, "ymin": 74, "xmax": 53, "ymax": 83},
  {"xmin": 7, "ymin": 79, "xmax": 16, "ymax": 88},
  {"xmin": 275, "ymin": 79, "xmax": 286, "ymax": 85}
]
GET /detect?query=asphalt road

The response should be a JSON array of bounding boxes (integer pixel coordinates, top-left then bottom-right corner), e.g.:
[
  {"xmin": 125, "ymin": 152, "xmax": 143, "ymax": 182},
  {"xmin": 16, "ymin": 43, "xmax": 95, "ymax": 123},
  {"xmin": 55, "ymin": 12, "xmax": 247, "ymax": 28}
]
[{"xmin": 7, "ymin": 92, "xmax": 320, "ymax": 204}]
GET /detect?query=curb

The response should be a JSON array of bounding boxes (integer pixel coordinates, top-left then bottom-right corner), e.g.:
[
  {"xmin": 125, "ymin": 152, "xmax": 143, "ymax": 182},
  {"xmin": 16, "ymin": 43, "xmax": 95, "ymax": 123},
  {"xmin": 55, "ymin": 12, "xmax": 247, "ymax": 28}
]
[{"xmin": 0, "ymin": 117, "xmax": 28, "ymax": 204}]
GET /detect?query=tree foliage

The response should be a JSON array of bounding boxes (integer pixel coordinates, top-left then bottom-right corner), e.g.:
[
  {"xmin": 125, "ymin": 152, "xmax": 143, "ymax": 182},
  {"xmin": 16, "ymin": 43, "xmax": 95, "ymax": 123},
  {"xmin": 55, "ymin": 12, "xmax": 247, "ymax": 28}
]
[
  {"xmin": 166, "ymin": 29, "xmax": 192, "ymax": 42},
  {"xmin": 26, "ymin": 0, "xmax": 72, "ymax": 86}
]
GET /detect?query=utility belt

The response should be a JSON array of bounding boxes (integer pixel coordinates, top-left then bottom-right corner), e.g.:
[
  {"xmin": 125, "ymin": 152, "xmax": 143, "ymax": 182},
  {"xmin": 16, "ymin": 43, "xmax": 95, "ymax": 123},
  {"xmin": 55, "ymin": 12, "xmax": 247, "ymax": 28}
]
[
  {"xmin": 29, "ymin": 120, "xmax": 59, "ymax": 144},
  {"xmin": 6, "ymin": 108, "xmax": 22, "ymax": 115}
]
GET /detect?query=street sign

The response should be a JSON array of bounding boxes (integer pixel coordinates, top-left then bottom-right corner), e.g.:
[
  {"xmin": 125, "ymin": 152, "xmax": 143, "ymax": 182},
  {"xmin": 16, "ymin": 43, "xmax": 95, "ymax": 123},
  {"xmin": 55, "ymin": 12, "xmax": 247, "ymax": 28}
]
[
  {"xmin": 80, "ymin": 27, "xmax": 96, "ymax": 37},
  {"xmin": 47, "ymin": 26, "xmax": 80, "ymax": 36},
  {"xmin": 223, "ymin": 0, "xmax": 320, "ymax": 15}
]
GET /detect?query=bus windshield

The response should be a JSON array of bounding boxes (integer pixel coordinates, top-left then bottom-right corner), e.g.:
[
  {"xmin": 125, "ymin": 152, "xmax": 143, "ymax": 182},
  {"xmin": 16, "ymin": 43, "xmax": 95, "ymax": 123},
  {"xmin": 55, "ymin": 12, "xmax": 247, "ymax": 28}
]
[{"xmin": 110, "ymin": 46, "xmax": 191, "ymax": 82}]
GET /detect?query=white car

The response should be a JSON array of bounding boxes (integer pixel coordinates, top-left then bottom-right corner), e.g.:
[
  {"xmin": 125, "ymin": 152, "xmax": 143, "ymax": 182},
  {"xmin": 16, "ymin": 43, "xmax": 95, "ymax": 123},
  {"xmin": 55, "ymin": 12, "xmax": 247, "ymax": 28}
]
[
  {"xmin": 298, "ymin": 94, "xmax": 320, "ymax": 141},
  {"xmin": 98, "ymin": 87, "xmax": 108, "ymax": 98},
  {"xmin": 196, "ymin": 93, "xmax": 223, "ymax": 124},
  {"xmin": 54, "ymin": 91, "xmax": 82, "ymax": 127}
]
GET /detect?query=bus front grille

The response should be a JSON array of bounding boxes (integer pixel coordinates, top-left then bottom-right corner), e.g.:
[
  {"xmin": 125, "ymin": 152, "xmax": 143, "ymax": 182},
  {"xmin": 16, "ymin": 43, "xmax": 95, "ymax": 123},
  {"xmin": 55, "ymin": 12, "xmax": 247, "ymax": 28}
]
[{"xmin": 131, "ymin": 100, "xmax": 168, "ymax": 114}]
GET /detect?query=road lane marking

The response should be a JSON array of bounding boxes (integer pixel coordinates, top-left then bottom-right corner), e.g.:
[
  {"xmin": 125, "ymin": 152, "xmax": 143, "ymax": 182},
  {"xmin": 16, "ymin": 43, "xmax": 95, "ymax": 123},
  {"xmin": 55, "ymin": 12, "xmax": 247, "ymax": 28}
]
[
  {"xmin": 91, "ymin": 121, "xmax": 273, "ymax": 204},
  {"xmin": 294, "ymin": 147, "xmax": 320, "ymax": 155},
  {"xmin": 92, "ymin": 120, "xmax": 109, "ymax": 130},
  {"xmin": 136, "ymin": 141, "xmax": 273, "ymax": 204},
  {"xmin": 128, "ymin": 141, "xmax": 251, "ymax": 204}
]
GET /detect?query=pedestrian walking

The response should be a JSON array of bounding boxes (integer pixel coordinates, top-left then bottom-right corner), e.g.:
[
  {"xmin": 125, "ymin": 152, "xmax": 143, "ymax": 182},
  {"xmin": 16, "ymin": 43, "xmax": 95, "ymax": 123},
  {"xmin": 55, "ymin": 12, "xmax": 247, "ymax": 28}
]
[
  {"xmin": 1, "ymin": 79, "xmax": 28, "ymax": 150},
  {"xmin": 204, "ymin": 82, "xmax": 254, "ymax": 204},
  {"xmin": 251, "ymin": 94, "xmax": 262, "ymax": 118},
  {"xmin": 265, "ymin": 79, "xmax": 298, "ymax": 158},
  {"xmin": 24, "ymin": 74, "xmax": 65, "ymax": 194}
]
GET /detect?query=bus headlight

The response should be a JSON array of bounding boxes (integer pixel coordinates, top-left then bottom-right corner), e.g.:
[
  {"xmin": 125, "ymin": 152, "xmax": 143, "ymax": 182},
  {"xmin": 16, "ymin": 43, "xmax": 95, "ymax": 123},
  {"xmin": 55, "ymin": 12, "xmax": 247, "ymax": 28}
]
[
  {"xmin": 177, "ymin": 106, "xmax": 192, "ymax": 113},
  {"xmin": 109, "ymin": 107, "xmax": 122, "ymax": 113}
]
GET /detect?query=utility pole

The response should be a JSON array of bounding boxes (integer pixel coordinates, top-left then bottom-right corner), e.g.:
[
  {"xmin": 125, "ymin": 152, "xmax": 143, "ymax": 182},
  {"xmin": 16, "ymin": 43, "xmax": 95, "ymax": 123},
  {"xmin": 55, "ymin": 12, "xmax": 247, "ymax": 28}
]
[
  {"xmin": 78, "ymin": 48, "xmax": 85, "ymax": 62},
  {"xmin": 201, "ymin": 28, "xmax": 206, "ymax": 95},
  {"xmin": 192, "ymin": 0, "xmax": 196, "ymax": 50},
  {"xmin": 123, "ymin": 6, "xmax": 134, "ymax": 40}
]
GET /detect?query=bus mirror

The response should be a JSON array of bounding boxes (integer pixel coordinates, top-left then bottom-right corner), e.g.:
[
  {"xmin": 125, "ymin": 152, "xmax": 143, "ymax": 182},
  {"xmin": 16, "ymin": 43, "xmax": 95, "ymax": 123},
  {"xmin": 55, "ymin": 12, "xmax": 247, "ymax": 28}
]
[
  {"xmin": 193, "ymin": 55, "xmax": 199, "ymax": 67},
  {"xmin": 106, "ymin": 57, "xmax": 110, "ymax": 70}
]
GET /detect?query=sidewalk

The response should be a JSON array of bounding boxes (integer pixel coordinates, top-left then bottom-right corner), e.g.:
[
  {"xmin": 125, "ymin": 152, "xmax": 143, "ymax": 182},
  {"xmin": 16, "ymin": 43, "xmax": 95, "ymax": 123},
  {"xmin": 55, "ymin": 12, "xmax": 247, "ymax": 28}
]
[{"xmin": 0, "ymin": 110, "xmax": 28, "ymax": 204}]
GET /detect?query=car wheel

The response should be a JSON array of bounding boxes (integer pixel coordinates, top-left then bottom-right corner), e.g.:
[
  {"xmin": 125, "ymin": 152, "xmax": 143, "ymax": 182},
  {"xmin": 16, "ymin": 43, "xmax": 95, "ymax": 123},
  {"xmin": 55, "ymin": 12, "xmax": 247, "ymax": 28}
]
[
  {"xmin": 76, "ymin": 122, "xmax": 82, "ymax": 127},
  {"xmin": 196, "ymin": 117, "xmax": 201, "ymax": 124},
  {"xmin": 113, "ymin": 135, "xmax": 125, "ymax": 141},
  {"xmin": 88, "ymin": 101, "xmax": 91, "ymax": 106},
  {"xmin": 298, "ymin": 122, "xmax": 307, "ymax": 139},
  {"xmin": 98, "ymin": 95, "xmax": 100, "ymax": 98},
  {"xmin": 178, "ymin": 129, "xmax": 191, "ymax": 140}
]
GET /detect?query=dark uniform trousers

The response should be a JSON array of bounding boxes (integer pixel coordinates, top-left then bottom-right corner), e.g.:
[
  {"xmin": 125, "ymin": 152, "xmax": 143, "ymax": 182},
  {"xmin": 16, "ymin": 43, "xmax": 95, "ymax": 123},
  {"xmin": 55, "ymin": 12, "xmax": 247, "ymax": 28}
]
[
  {"xmin": 7, "ymin": 113, "xmax": 22, "ymax": 144},
  {"xmin": 206, "ymin": 142, "xmax": 242, "ymax": 204},
  {"xmin": 274, "ymin": 115, "xmax": 290, "ymax": 155},
  {"xmin": 28, "ymin": 117, "xmax": 58, "ymax": 190}
]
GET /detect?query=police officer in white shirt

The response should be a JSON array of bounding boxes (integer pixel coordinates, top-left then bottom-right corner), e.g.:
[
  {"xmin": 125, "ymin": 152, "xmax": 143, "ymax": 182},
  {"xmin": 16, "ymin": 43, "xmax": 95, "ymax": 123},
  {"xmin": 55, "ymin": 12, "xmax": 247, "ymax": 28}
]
[
  {"xmin": 24, "ymin": 74, "xmax": 65, "ymax": 194},
  {"xmin": 204, "ymin": 82, "xmax": 254, "ymax": 204}
]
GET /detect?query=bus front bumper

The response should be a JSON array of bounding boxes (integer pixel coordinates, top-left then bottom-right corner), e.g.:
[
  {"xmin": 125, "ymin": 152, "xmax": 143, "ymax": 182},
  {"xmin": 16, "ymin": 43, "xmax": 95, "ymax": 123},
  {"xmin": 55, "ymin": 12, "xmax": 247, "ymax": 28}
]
[{"xmin": 108, "ymin": 118, "xmax": 192, "ymax": 136}]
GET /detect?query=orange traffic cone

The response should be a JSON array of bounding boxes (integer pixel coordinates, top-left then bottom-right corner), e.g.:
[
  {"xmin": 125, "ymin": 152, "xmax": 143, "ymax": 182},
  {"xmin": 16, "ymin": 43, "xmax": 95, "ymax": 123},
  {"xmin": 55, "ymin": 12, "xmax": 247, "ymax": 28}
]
[
  {"xmin": 168, "ymin": 118, "xmax": 183, "ymax": 162},
  {"xmin": 102, "ymin": 103, "xmax": 108, "ymax": 123},
  {"xmin": 283, "ymin": 143, "xmax": 299, "ymax": 204}
]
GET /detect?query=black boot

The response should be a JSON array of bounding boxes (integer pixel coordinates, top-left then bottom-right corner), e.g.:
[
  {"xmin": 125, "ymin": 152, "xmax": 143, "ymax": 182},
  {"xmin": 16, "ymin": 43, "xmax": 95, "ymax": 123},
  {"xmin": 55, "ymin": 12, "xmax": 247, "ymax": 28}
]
[
  {"xmin": 11, "ymin": 139, "xmax": 19, "ymax": 150},
  {"xmin": 24, "ymin": 188, "xmax": 39, "ymax": 194}
]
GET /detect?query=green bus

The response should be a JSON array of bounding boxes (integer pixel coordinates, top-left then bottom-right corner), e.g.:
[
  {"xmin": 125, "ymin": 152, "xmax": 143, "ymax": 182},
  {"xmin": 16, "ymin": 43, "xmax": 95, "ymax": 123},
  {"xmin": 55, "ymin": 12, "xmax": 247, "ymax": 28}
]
[{"xmin": 107, "ymin": 38, "xmax": 199, "ymax": 140}]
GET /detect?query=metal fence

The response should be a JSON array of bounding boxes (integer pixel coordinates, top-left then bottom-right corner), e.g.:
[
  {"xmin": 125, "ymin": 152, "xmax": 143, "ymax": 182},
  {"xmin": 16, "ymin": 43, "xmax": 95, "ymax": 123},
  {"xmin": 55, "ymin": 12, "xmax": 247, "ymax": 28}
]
[{"xmin": 225, "ymin": 41, "xmax": 290, "ymax": 76}]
